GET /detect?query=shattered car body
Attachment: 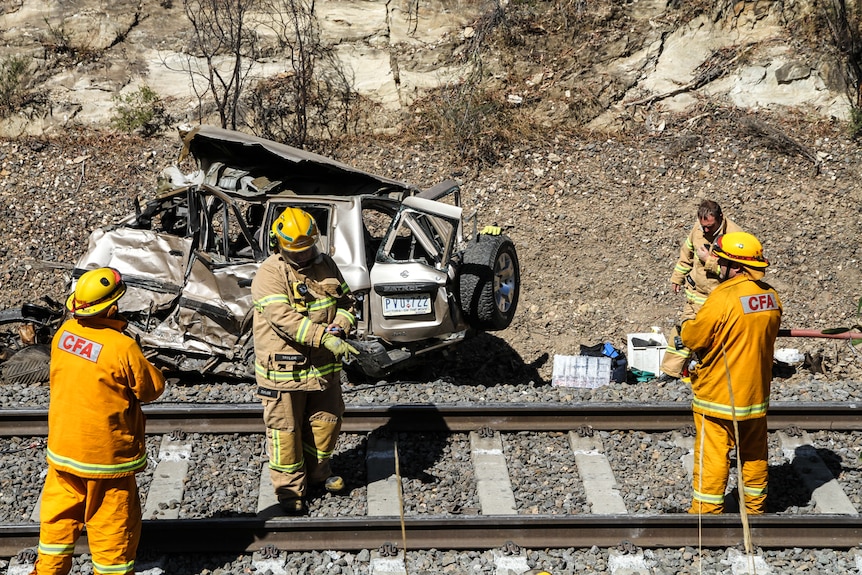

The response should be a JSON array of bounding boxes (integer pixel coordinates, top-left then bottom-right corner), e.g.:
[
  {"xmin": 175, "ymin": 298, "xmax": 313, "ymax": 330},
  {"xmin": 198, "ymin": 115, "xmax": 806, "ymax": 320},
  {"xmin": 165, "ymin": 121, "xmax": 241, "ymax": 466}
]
[{"xmin": 4, "ymin": 125, "xmax": 520, "ymax": 382}]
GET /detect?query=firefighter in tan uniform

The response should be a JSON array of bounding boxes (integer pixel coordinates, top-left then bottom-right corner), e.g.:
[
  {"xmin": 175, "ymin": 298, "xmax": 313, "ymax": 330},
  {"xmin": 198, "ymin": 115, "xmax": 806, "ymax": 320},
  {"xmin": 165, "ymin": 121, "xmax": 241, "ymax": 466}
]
[
  {"xmin": 659, "ymin": 200, "xmax": 742, "ymax": 381},
  {"xmin": 251, "ymin": 207, "xmax": 357, "ymax": 514},
  {"xmin": 31, "ymin": 267, "xmax": 165, "ymax": 575},
  {"xmin": 680, "ymin": 232, "xmax": 781, "ymax": 514}
]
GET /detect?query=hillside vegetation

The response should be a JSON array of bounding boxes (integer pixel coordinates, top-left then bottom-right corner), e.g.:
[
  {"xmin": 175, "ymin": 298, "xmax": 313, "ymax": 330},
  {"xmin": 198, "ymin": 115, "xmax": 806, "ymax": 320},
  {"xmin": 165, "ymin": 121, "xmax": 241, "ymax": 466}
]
[{"xmin": 0, "ymin": 1, "xmax": 860, "ymax": 385}]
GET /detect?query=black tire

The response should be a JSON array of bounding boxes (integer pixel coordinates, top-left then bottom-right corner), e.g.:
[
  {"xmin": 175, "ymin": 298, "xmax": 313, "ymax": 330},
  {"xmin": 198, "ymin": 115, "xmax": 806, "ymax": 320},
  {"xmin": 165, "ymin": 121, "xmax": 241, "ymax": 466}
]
[
  {"xmin": 2, "ymin": 344, "xmax": 51, "ymax": 385},
  {"xmin": 458, "ymin": 234, "xmax": 520, "ymax": 331},
  {"xmin": 0, "ymin": 306, "xmax": 61, "ymax": 385},
  {"xmin": 0, "ymin": 308, "xmax": 26, "ymax": 326},
  {"xmin": 0, "ymin": 308, "xmax": 34, "ymax": 363}
]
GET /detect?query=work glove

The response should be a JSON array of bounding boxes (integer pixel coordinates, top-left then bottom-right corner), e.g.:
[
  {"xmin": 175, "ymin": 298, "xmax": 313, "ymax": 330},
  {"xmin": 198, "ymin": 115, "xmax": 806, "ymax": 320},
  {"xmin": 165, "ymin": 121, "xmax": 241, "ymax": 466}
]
[
  {"xmin": 321, "ymin": 332, "xmax": 359, "ymax": 360},
  {"xmin": 481, "ymin": 225, "xmax": 502, "ymax": 236}
]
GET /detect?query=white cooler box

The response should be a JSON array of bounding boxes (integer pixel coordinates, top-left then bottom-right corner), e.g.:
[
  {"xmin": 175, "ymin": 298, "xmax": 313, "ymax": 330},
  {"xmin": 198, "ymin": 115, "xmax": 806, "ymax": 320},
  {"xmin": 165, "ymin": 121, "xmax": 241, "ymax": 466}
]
[{"xmin": 626, "ymin": 332, "xmax": 668, "ymax": 376}]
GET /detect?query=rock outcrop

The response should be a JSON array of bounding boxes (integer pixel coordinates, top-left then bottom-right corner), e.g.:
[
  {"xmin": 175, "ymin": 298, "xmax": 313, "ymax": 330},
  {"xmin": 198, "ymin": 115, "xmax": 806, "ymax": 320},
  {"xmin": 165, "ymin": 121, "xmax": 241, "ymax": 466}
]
[{"xmin": 0, "ymin": 0, "xmax": 854, "ymax": 137}]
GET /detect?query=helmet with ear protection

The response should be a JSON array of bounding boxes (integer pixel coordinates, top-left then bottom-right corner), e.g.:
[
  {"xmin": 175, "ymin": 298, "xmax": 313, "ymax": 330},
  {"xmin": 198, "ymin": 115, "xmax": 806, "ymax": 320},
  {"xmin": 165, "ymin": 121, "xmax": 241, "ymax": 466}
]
[
  {"xmin": 66, "ymin": 267, "xmax": 127, "ymax": 317},
  {"xmin": 269, "ymin": 207, "xmax": 319, "ymax": 254}
]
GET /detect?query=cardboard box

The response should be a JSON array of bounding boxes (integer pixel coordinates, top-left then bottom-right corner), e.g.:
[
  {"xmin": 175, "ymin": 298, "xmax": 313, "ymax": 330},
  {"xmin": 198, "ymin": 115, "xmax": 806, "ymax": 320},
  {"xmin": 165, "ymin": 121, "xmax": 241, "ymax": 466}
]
[
  {"xmin": 552, "ymin": 354, "xmax": 612, "ymax": 388},
  {"xmin": 626, "ymin": 333, "xmax": 667, "ymax": 376}
]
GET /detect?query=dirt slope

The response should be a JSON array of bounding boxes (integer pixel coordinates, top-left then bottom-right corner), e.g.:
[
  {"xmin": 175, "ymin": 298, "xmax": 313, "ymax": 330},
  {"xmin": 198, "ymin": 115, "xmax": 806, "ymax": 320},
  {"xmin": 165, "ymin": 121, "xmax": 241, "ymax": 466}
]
[
  {"xmin": 0, "ymin": 109, "xmax": 860, "ymax": 386},
  {"xmin": 0, "ymin": 1, "xmax": 861, "ymax": 386}
]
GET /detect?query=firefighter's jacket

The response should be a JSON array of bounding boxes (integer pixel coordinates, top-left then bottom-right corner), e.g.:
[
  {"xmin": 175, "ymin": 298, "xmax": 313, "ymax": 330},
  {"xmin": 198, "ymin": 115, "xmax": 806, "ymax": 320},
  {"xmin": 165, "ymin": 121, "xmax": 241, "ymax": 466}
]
[
  {"xmin": 252, "ymin": 252, "xmax": 356, "ymax": 392},
  {"xmin": 670, "ymin": 216, "xmax": 742, "ymax": 302},
  {"xmin": 680, "ymin": 270, "xmax": 782, "ymax": 421},
  {"xmin": 47, "ymin": 315, "xmax": 165, "ymax": 478}
]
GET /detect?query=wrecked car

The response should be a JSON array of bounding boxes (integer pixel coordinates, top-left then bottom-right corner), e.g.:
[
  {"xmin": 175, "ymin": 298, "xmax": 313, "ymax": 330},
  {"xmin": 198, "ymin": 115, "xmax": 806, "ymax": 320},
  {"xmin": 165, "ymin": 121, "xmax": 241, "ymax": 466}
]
[{"xmin": 0, "ymin": 125, "xmax": 520, "ymax": 383}]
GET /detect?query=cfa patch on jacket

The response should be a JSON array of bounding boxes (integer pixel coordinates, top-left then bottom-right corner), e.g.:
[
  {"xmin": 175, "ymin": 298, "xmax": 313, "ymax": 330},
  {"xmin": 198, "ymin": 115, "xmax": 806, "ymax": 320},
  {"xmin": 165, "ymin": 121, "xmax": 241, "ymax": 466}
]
[
  {"xmin": 57, "ymin": 330, "xmax": 103, "ymax": 363},
  {"xmin": 740, "ymin": 293, "xmax": 778, "ymax": 314}
]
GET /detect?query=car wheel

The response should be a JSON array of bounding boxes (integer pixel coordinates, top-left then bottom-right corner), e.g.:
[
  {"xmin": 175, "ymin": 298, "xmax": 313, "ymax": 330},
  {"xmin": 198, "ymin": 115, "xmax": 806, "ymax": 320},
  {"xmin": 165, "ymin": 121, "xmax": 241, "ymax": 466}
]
[
  {"xmin": 458, "ymin": 234, "xmax": 520, "ymax": 331},
  {"xmin": 0, "ymin": 308, "xmax": 56, "ymax": 385},
  {"xmin": 1, "ymin": 344, "xmax": 51, "ymax": 385}
]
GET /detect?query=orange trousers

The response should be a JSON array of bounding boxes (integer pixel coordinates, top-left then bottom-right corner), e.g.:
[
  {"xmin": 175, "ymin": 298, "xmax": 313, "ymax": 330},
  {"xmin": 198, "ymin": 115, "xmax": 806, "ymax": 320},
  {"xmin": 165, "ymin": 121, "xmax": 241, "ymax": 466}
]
[
  {"xmin": 689, "ymin": 413, "xmax": 768, "ymax": 514},
  {"xmin": 32, "ymin": 466, "xmax": 140, "ymax": 575}
]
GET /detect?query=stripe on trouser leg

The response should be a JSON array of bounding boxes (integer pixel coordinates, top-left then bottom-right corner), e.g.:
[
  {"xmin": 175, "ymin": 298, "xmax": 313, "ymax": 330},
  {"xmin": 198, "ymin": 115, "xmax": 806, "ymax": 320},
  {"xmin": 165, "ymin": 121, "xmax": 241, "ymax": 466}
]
[
  {"xmin": 303, "ymin": 441, "xmax": 333, "ymax": 461},
  {"xmin": 38, "ymin": 541, "xmax": 76, "ymax": 555},
  {"xmin": 690, "ymin": 412, "xmax": 729, "ymax": 514},
  {"xmin": 692, "ymin": 489, "xmax": 725, "ymax": 505},
  {"xmin": 743, "ymin": 485, "xmax": 767, "ymax": 497},
  {"xmin": 92, "ymin": 558, "xmax": 135, "ymax": 574},
  {"xmin": 268, "ymin": 427, "xmax": 303, "ymax": 473}
]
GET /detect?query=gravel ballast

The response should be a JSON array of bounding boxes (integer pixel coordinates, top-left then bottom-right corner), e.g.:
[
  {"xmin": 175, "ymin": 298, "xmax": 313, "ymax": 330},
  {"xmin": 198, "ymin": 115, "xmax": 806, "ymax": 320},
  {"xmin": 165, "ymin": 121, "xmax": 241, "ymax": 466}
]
[{"xmin": 2, "ymin": 115, "xmax": 862, "ymax": 572}]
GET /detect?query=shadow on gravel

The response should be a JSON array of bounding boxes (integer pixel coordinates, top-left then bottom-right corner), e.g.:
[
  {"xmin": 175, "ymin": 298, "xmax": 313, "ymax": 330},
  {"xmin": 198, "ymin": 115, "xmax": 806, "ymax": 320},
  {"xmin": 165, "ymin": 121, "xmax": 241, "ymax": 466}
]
[
  {"xmin": 397, "ymin": 331, "xmax": 548, "ymax": 387},
  {"xmin": 136, "ymin": 552, "xmax": 250, "ymax": 574},
  {"xmin": 767, "ymin": 445, "xmax": 849, "ymax": 513},
  {"xmin": 330, "ymin": 407, "xmax": 451, "ymax": 505},
  {"xmin": 721, "ymin": 446, "xmax": 847, "ymax": 513}
]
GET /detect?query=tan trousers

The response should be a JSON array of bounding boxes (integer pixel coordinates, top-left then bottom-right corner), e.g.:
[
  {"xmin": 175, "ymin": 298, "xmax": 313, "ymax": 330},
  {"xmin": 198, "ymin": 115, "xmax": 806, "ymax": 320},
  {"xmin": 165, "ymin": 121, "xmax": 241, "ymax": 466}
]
[
  {"xmin": 262, "ymin": 384, "xmax": 344, "ymax": 502},
  {"xmin": 689, "ymin": 413, "xmax": 768, "ymax": 514},
  {"xmin": 33, "ymin": 466, "xmax": 140, "ymax": 575},
  {"xmin": 660, "ymin": 298, "xmax": 701, "ymax": 378}
]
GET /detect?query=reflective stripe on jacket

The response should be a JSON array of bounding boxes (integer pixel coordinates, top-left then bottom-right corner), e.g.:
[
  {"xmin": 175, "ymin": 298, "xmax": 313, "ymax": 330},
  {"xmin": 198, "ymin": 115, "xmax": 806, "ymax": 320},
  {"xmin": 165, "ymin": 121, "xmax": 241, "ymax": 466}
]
[
  {"xmin": 680, "ymin": 272, "xmax": 782, "ymax": 421},
  {"xmin": 251, "ymin": 252, "xmax": 356, "ymax": 392},
  {"xmin": 47, "ymin": 316, "xmax": 165, "ymax": 478},
  {"xmin": 670, "ymin": 216, "xmax": 742, "ymax": 297}
]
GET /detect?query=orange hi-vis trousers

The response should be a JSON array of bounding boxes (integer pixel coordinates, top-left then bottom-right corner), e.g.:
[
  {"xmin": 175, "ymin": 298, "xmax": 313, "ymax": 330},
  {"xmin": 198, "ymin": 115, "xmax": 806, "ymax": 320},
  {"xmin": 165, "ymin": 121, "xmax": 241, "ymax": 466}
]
[
  {"xmin": 689, "ymin": 413, "xmax": 768, "ymax": 515},
  {"xmin": 32, "ymin": 466, "xmax": 140, "ymax": 575}
]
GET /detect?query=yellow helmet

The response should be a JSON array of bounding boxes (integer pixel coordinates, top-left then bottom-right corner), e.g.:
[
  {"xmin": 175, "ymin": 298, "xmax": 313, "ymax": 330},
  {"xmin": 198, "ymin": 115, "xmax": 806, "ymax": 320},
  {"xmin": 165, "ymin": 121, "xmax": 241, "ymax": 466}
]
[
  {"xmin": 66, "ymin": 267, "xmax": 127, "ymax": 317},
  {"xmin": 270, "ymin": 207, "xmax": 319, "ymax": 253},
  {"xmin": 714, "ymin": 232, "xmax": 769, "ymax": 268}
]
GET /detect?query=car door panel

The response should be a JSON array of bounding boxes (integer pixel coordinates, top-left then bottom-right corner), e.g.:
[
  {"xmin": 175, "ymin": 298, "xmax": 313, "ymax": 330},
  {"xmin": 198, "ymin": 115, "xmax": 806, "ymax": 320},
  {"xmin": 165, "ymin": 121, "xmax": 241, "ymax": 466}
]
[{"xmin": 368, "ymin": 196, "xmax": 465, "ymax": 342}]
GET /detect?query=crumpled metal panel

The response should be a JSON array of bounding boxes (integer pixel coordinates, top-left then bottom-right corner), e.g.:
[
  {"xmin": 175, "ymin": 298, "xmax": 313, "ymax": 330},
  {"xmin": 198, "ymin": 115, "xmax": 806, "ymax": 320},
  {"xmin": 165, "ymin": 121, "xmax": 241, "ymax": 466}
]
[
  {"xmin": 172, "ymin": 258, "xmax": 256, "ymax": 354},
  {"xmin": 180, "ymin": 125, "xmax": 417, "ymax": 197},
  {"xmin": 72, "ymin": 227, "xmax": 191, "ymax": 314},
  {"xmin": 139, "ymin": 258, "xmax": 256, "ymax": 356}
]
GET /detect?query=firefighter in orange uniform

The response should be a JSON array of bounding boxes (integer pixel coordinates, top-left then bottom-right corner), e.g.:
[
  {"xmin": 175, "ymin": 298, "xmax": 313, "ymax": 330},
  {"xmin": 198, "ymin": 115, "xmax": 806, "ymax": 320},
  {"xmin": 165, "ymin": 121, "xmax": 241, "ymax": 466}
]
[
  {"xmin": 31, "ymin": 267, "xmax": 165, "ymax": 575},
  {"xmin": 680, "ymin": 232, "xmax": 781, "ymax": 514},
  {"xmin": 251, "ymin": 207, "xmax": 356, "ymax": 515}
]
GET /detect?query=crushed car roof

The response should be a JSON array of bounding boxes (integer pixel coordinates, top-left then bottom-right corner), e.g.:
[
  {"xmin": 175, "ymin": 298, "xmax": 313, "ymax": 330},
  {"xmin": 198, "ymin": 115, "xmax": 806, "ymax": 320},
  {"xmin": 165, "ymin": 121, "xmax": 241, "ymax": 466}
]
[{"xmin": 177, "ymin": 125, "xmax": 418, "ymax": 198}]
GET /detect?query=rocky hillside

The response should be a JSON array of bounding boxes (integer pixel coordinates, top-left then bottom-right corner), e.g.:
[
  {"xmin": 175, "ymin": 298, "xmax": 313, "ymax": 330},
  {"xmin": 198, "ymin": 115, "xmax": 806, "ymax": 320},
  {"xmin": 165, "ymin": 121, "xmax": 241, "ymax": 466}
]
[
  {"xmin": 0, "ymin": 1, "xmax": 861, "ymax": 386},
  {"xmin": 0, "ymin": 1, "xmax": 857, "ymax": 137},
  {"xmin": 1, "ymin": 112, "xmax": 861, "ymax": 386}
]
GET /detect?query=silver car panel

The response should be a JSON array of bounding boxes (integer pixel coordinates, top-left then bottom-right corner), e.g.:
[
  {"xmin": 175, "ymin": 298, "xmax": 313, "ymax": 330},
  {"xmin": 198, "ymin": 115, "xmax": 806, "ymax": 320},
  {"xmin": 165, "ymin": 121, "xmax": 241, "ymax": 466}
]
[
  {"xmin": 49, "ymin": 126, "xmax": 519, "ymax": 379},
  {"xmin": 73, "ymin": 226, "xmax": 191, "ymax": 314},
  {"xmin": 368, "ymin": 196, "xmax": 466, "ymax": 342}
]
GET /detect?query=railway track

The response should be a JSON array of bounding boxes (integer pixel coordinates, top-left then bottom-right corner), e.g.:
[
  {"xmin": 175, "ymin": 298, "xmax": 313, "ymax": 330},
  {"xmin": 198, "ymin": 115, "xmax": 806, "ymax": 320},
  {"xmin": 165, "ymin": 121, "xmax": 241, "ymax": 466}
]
[
  {"xmin": 3, "ymin": 401, "xmax": 862, "ymax": 436},
  {"xmin": 3, "ymin": 402, "xmax": 861, "ymax": 573},
  {"xmin": 3, "ymin": 515, "xmax": 862, "ymax": 552}
]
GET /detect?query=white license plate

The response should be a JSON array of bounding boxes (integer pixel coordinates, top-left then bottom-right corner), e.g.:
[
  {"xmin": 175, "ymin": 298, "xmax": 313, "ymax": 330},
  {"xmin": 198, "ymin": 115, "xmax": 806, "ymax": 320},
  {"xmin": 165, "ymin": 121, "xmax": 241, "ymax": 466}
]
[{"xmin": 383, "ymin": 295, "xmax": 431, "ymax": 317}]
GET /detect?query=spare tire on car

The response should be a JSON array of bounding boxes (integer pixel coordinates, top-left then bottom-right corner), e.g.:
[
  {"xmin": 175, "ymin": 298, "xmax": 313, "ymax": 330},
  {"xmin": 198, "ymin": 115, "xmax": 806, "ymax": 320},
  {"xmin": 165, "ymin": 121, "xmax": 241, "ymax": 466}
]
[{"xmin": 458, "ymin": 234, "xmax": 520, "ymax": 331}]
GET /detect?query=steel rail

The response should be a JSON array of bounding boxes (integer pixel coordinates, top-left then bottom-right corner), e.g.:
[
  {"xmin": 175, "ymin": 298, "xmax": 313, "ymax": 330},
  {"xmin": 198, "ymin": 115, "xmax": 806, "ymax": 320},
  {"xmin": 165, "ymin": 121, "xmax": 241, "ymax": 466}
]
[
  {"xmin": 2, "ymin": 402, "xmax": 861, "ymax": 436},
  {"xmin": 3, "ymin": 515, "xmax": 861, "ymax": 556}
]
